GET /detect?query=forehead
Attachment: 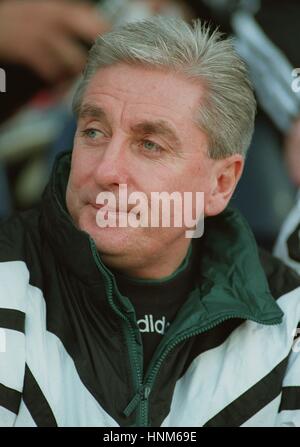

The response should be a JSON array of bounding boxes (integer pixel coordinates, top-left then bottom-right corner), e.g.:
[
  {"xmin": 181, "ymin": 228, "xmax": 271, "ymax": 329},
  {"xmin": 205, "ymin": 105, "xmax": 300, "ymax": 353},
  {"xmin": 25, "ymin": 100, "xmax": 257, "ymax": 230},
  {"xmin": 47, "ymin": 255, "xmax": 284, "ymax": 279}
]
[{"xmin": 81, "ymin": 63, "xmax": 204, "ymax": 124}]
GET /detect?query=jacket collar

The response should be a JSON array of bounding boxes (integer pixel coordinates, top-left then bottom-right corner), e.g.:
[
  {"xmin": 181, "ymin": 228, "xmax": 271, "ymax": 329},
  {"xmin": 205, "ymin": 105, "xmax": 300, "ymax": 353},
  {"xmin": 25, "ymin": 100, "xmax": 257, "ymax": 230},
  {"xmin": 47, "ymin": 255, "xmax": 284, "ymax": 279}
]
[
  {"xmin": 40, "ymin": 151, "xmax": 283, "ymax": 325},
  {"xmin": 41, "ymin": 151, "xmax": 102, "ymax": 284}
]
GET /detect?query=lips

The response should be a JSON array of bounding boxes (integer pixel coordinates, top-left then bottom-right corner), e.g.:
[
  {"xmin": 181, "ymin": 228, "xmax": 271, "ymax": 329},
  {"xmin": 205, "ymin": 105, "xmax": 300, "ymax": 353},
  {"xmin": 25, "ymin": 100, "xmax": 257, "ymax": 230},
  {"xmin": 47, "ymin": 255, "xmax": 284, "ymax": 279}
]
[
  {"xmin": 91, "ymin": 203, "xmax": 103, "ymax": 210},
  {"xmin": 91, "ymin": 203, "xmax": 127, "ymax": 212},
  {"xmin": 91, "ymin": 202, "xmax": 139, "ymax": 214}
]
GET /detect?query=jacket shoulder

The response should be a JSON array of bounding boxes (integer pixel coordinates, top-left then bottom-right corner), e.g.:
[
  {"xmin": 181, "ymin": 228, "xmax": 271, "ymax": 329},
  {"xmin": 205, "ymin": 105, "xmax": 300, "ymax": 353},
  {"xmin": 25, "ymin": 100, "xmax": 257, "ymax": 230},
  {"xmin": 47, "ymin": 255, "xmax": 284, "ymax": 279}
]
[
  {"xmin": 0, "ymin": 208, "xmax": 42, "ymax": 310},
  {"xmin": 259, "ymin": 247, "xmax": 300, "ymax": 299},
  {"xmin": 0, "ymin": 208, "xmax": 41, "ymax": 263}
]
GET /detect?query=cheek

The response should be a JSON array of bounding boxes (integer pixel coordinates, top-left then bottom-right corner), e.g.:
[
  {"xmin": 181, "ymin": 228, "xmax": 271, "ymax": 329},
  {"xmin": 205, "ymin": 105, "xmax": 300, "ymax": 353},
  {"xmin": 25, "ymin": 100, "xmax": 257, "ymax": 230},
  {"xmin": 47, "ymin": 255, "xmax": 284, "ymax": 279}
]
[
  {"xmin": 66, "ymin": 151, "xmax": 92, "ymax": 213},
  {"xmin": 69, "ymin": 148, "xmax": 94, "ymax": 189},
  {"xmin": 143, "ymin": 163, "xmax": 211, "ymax": 196},
  {"xmin": 188, "ymin": 157, "xmax": 214, "ymax": 191},
  {"xmin": 176, "ymin": 163, "xmax": 212, "ymax": 195}
]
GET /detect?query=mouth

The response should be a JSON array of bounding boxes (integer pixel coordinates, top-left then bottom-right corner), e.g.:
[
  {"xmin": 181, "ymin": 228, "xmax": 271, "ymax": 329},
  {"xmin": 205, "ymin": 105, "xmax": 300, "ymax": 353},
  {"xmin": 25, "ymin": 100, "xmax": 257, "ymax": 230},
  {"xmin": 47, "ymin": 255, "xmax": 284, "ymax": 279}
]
[
  {"xmin": 91, "ymin": 203, "xmax": 129, "ymax": 213},
  {"xmin": 91, "ymin": 203, "xmax": 103, "ymax": 210},
  {"xmin": 90, "ymin": 201, "xmax": 141, "ymax": 214}
]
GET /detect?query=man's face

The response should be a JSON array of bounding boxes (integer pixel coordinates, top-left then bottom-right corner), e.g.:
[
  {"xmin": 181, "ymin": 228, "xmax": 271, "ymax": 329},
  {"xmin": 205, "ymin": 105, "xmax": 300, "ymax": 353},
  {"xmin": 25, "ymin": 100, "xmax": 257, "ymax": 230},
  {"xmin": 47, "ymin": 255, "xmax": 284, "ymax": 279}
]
[{"xmin": 66, "ymin": 63, "xmax": 218, "ymax": 276}]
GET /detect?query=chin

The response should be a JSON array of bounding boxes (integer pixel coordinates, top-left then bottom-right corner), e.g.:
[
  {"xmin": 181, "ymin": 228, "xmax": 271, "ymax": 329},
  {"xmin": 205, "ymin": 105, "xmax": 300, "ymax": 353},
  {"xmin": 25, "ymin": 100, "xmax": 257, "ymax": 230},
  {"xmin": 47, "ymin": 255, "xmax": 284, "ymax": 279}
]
[
  {"xmin": 78, "ymin": 206, "xmax": 137, "ymax": 255},
  {"xmin": 91, "ymin": 228, "xmax": 133, "ymax": 255}
]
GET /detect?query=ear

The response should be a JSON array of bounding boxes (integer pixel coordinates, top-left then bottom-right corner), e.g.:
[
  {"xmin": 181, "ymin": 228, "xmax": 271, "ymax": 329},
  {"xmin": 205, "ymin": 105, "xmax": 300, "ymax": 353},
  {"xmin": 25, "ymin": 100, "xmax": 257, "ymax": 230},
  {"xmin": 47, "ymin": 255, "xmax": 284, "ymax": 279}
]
[{"xmin": 205, "ymin": 154, "xmax": 244, "ymax": 217}]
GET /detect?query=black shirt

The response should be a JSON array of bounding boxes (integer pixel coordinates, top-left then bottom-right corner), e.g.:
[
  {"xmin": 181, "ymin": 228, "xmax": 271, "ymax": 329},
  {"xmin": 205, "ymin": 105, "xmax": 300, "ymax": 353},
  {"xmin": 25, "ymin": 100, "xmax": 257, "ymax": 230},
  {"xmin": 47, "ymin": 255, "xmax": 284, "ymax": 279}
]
[{"xmin": 113, "ymin": 244, "xmax": 196, "ymax": 375}]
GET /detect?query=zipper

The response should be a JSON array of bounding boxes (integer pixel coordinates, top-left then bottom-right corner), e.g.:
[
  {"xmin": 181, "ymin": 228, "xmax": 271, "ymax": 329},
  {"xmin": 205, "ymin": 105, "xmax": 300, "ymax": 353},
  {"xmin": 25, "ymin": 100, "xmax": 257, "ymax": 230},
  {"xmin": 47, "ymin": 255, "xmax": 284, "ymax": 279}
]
[
  {"xmin": 89, "ymin": 239, "xmax": 282, "ymax": 426},
  {"xmin": 89, "ymin": 239, "xmax": 144, "ymax": 422},
  {"xmin": 123, "ymin": 385, "xmax": 151, "ymax": 418}
]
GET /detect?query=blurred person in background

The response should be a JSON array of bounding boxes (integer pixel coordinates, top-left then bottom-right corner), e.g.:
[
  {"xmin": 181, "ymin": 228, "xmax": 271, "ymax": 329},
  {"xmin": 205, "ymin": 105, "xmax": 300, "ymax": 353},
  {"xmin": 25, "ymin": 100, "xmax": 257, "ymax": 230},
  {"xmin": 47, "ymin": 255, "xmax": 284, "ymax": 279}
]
[{"xmin": 0, "ymin": 0, "xmax": 109, "ymax": 124}]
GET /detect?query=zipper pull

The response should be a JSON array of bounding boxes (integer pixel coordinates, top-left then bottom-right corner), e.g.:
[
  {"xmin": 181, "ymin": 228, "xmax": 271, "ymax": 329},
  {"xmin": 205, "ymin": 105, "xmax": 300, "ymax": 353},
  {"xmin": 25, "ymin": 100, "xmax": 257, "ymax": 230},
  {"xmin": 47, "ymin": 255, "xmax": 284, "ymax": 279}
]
[
  {"xmin": 123, "ymin": 385, "xmax": 151, "ymax": 417},
  {"xmin": 143, "ymin": 385, "xmax": 151, "ymax": 400}
]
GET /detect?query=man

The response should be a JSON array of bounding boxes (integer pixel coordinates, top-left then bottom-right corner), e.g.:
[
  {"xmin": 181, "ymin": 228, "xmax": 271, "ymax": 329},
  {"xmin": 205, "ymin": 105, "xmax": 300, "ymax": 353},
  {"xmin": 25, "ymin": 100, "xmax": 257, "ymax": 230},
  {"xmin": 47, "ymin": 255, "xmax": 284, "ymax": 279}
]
[{"xmin": 0, "ymin": 16, "xmax": 300, "ymax": 428}]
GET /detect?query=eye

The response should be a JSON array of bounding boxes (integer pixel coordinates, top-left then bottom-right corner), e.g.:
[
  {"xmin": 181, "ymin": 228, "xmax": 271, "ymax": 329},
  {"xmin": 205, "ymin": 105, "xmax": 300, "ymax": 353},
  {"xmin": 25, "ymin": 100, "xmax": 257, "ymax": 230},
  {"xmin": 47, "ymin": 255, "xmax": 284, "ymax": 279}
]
[
  {"xmin": 81, "ymin": 128, "xmax": 104, "ymax": 140},
  {"xmin": 142, "ymin": 139, "xmax": 163, "ymax": 153}
]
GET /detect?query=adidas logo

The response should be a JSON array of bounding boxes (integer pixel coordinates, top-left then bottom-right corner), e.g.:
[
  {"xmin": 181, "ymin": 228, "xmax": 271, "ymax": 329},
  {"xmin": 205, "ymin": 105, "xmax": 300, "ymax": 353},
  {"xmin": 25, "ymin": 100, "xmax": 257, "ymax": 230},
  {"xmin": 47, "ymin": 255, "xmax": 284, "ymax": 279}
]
[{"xmin": 137, "ymin": 315, "xmax": 170, "ymax": 335}]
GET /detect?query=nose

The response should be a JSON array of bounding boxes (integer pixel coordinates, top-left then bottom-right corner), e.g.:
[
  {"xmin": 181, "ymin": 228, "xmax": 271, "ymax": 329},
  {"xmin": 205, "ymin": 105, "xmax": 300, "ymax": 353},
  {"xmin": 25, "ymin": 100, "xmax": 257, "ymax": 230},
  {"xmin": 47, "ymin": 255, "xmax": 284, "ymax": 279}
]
[{"xmin": 93, "ymin": 134, "xmax": 131, "ymax": 189}]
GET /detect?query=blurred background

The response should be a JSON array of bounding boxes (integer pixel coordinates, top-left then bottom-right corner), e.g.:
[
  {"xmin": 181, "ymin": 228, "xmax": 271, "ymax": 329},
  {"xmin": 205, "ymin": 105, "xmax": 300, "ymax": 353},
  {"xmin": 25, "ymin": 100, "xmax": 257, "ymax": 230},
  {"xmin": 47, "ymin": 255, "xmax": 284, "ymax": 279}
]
[{"xmin": 0, "ymin": 0, "xmax": 299, "ymax": 251}]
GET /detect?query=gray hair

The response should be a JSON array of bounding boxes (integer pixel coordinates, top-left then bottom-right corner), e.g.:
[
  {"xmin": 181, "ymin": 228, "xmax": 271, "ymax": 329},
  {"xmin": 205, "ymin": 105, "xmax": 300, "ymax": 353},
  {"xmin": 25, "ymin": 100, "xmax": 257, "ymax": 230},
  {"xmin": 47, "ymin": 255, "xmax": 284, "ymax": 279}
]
[{"xmin": 72, "ymin": 16, "xmax": 256, "ymax": 159}]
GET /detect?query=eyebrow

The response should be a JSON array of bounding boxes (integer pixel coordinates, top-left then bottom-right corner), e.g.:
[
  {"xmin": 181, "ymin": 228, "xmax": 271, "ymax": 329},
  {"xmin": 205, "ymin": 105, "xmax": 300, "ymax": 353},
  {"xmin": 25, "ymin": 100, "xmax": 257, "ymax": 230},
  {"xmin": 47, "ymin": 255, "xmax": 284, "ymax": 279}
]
[
  {"xmin": 78, "ymin": 104, "xmax": 109, "ymax": 123},
  {"xmin": 79, "ymin": 103, "xmax": 182, "ymax": 149},
  {"xmin": 131, "ymin": 121, "xmax": 182, "ymax": 150}
]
